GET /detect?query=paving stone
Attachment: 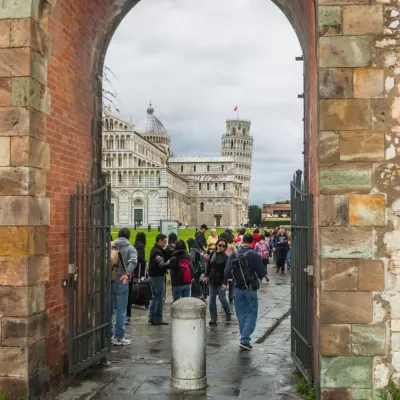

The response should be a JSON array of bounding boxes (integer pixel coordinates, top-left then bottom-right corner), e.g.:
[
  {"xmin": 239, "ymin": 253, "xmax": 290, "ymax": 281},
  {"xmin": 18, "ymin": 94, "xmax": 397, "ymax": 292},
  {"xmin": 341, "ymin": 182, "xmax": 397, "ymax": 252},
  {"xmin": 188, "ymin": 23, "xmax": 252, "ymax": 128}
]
[
  {"xmin": 318, "ymin": 131, "xmax": 339, "ymax": 162},
  {"xmin": 320, "ymin": 291, "xmax": 373, "ymax": 324},
  {"xmin": 320, "ymin": 164, "xmax": 371, "ymax": 195},
  {"xmin": 349, "ymin": 194, "xmax": 386, "ymax": 226},
  {"xmin": 320, "ymin": 99, "xmax": 371, "ymax": 130},
  {"xmin": 319, "ymin": 37, "xmax": 372, "ymax": 68},
  {"xmin": 340, "ymin": 131, "xmax": 384, "ymax": 162},
  {"xmin": 320, "ymin": 356, "xmax": 372, "ymax": 388},
  {"xmin": 319, "ymin": 6, "xmax": 342, "ymax": 36},
  {"xmin": 352, "ymin": 325, "xmax": 386, "ymax": 356},
  {"xmin": 321, "ymin": 259, "xmax": 357, "ymax": 291},
  {"xmin": 319, "ymin": 69, "xmax": 353, "ymax": 99},
  {"xmin": 320, "ymin": 324, "xmax": 351, "ymax": 356},
  {"xmin": 343, "ymin": 5, "xmax": 383, "ymax": 36}
]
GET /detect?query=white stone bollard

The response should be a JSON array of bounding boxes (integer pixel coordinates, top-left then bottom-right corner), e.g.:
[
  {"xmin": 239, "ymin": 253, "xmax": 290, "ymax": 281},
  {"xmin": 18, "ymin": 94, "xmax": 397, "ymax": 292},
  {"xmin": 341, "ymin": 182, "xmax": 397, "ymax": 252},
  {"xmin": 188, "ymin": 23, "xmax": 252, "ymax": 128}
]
[{"xmin": 170, "ymin": 297, "xmax": 207, "ymax": 390}]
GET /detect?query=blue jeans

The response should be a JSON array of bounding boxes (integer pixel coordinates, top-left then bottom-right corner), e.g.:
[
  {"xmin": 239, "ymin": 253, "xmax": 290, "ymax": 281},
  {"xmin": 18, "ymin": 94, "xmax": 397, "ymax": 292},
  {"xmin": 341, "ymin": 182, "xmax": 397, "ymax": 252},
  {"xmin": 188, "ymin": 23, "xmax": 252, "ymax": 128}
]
[
  {"xmin": 172, "ymin": 284, "xmax": 191, "ymax": 302},
  {"xmin": 234, "ymin": 288, "xmax": 258, "ymax": 345},
  {"xmin": 209, "ymin": 284, "xmax": 231, "ymax": 322},
  {"xmin": 286, "ymin": 249, "xmax": 291, "ymax": 266},
  {"xmin": 111, "ymin": 279, "xmax": 129, "ymax": 340},
  {"xmin": 149, "ymin": 276, "xmax": 166, "ymax": 322}
]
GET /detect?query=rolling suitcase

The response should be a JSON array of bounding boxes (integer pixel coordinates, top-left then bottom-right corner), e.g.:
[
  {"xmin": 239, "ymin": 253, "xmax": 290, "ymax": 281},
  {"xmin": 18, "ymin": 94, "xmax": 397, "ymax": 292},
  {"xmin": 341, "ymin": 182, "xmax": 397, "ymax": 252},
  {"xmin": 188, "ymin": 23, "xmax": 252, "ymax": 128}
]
[{"xmin": 131, "ymin": 261, "xmax": 151, "ymax": 308}]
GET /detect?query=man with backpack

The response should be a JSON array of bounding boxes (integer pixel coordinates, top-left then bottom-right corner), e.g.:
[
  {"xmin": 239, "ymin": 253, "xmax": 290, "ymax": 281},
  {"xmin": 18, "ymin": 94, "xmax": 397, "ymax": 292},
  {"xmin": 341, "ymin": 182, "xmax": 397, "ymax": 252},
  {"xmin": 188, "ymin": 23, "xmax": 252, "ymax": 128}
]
[
  {"xmin": 223, "ymin": 233, "xmax": 267, "ymax": 351},
  {"xmin": 111, "ymin": 228, "xmax": 138, "ymax": 346}
]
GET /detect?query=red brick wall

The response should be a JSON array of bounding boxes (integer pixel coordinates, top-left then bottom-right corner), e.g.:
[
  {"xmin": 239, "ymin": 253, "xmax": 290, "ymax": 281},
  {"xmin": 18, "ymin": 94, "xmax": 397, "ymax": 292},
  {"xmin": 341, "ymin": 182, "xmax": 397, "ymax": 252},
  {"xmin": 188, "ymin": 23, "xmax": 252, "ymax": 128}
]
[
  {"xmin": 44, "ymin": 0, "xmax": 318, "ymax": 392},
  {"xmin": 45, "ymin": 0, "xmax": 115, "ymax": 387},
  {"xmin": 272, "ymin": 0, "xmax": 319, "ymax": 388}
]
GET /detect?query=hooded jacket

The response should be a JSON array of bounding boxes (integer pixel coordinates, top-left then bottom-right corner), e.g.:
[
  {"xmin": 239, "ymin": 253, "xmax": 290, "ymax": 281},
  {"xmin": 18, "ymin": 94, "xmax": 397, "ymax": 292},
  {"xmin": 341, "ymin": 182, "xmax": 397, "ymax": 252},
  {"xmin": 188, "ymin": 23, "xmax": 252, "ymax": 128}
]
[
  {"xmin": 205, "ymin": 251, "xmax": 228, "ymax": 286},
  {"xmin": 223, "ymin": 246, "xmax": 266, "ymax": 290},
  {"xmin": 113, "ymin": 237, "xmax": 138, "ymax": 277},
  {"xmin": 133, "ymin": 240, "xmax": 146, "ymax": 277},
  {"xmin": 168, "ymin": 249, "xmax": 193, "ymax": 287}
]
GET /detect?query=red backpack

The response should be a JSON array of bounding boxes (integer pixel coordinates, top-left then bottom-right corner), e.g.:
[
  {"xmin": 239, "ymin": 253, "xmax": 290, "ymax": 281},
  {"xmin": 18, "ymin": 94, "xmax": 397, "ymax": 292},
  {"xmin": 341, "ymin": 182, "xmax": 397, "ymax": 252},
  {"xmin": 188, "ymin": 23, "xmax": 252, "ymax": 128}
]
[
  {"xmin": 178, "ymin": 258, "xmax": 192, "ymax": 285},
  {"xmin": 257, "ymin": 242, "xmax": 269, "ymax": 260}
]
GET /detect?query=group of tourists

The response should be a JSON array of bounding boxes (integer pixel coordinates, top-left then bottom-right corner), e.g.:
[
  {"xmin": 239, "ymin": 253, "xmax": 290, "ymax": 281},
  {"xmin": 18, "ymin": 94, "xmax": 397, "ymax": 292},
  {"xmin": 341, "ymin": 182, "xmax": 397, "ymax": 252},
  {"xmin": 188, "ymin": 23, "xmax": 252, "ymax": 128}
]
[{"xmin": 110, "ymin": 224, "xmax": 291, "ymax": 351}]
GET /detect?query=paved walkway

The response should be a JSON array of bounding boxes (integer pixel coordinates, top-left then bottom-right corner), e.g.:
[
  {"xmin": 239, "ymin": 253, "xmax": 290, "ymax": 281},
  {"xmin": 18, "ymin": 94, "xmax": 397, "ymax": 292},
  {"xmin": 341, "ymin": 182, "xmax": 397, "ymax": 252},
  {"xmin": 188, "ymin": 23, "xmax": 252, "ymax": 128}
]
[{"xmin": 55, "ymin": 271, "xmax": 301, "ymax": 400}]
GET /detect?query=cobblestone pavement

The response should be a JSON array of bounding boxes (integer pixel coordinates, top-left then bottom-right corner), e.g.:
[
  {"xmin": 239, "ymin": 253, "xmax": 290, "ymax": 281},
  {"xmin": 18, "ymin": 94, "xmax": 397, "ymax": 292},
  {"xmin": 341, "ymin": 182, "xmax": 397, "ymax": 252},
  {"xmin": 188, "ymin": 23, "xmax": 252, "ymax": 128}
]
[{"xmin": 55, "ymin": 270, "xmax": 301, "ymax": 400}]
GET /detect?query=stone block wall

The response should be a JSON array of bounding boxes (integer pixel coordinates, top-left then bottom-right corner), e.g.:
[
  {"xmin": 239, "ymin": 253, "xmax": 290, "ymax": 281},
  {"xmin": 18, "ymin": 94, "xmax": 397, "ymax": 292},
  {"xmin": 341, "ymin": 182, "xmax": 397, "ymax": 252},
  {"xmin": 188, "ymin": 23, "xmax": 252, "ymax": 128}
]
[{"xmin": 317, "ymin": 1, "xmax": 400, "ymax": 397}]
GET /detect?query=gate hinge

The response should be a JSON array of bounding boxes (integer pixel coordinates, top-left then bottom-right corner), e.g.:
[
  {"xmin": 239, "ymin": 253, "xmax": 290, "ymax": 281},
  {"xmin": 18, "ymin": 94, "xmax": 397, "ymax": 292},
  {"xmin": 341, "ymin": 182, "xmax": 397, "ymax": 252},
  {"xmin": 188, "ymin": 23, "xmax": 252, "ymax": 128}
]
[
  {"xmin": 68, "ymin": 264, "xmax": 76, "ymax": 274},
  {"xmin": 304, "ymin": 265, "xmax": 313, "ymax": 276}
]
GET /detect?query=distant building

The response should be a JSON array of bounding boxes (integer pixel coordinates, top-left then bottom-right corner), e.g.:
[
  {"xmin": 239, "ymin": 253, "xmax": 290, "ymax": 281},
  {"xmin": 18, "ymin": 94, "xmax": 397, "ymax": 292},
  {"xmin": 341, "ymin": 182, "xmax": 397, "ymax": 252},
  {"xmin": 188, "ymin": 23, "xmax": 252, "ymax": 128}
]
[
  {"xmin": 261, "ymin": 204, "xmax": 291, "ymax": 223},
  {"xmin": 102, "ymin": 104, "xmax": 254, "ymax": 227}
]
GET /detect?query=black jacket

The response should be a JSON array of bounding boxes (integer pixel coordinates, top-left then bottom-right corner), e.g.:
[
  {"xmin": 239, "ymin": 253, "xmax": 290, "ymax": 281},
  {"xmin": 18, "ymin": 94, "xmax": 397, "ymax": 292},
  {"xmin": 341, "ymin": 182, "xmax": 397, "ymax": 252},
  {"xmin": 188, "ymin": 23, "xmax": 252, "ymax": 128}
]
[
  {"xmin": 274, "ymin": 234, "xmax": 289, "ymax": 250},
  {"xmin": 195, "ymin": 231, "xmax": 207, "ymax": 250},
  {"xmin": 148, "ymin": 244, "xmax": 168, "ymax": 277},
  {"xmin": 220, "ymin": 230, "xmax": 234, "ymax": 244},
  {"xmin": 223, "ymin": 246, "xmax": 266, "ymax": 290},
  {"xmin": 205, "ymin": 251, "xmax": 228, "ymax": 286},
  {"xmin": 134, "ymin": 241, "xmax": 146, "ymax": 277},
  {"xmin": 168, "ymin": 249, "xmax": 193, "ymax": 287}
]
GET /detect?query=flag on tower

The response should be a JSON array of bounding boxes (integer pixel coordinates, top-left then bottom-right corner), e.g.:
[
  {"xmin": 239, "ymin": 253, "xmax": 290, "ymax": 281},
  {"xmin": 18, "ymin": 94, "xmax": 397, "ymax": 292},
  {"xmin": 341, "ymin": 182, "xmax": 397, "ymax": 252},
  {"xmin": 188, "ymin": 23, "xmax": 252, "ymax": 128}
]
[{"xmin": 234, "ymin": 106, "xmax": 238, "ymax": 112}]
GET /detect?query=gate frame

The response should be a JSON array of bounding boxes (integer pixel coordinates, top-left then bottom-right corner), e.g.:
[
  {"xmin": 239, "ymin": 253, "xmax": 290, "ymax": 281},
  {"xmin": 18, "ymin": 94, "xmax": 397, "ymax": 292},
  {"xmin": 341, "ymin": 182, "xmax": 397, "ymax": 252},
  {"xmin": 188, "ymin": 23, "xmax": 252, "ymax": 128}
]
[
  {"xmin": 290, "ymin": 170, "xmax": 314, "ymax": 385},
  {"xmin": 68, "ymin": 183, "xmax": 112, "ymax": 374}
]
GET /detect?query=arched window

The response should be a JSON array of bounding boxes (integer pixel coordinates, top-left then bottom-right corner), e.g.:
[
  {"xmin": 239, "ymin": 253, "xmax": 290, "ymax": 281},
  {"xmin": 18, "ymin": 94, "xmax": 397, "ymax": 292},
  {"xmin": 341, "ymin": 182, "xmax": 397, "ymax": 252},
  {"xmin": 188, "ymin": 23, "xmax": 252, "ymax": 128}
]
[
  {"xmin": 223, "ymin": 183, "xmax": 226, "ymax": 190},
  {"xmin": 134, "ymin": 199, "xmax": 143, "ymax": 206},
  {"xmin": 221, "ymin": 165, "xmax": 224, "ymax": 172},
  {"xmin": 193, "ymin": 165, "xmax": 196, "ymax": 172},
  {"xmin": 110, "ymin": 120, "xmax": 114, "ymax": 130},
  {"xmin": 243, "ymin": 128, "xmax": 246, "ymax": 134},
  {"xmin": 199, "ymin": 183, "xmax": 201, "ymax": 190},
  {"xmin": 120, "ymin": 138, "xmax": 125, "ymax": 149},
  {"xmin": 118, "ymin": 173, "xmax": 122, "ymax": 184},
  {"xmin": 207, "ymin": 165, "xmax": 210, "ymax": 172},
  {"xmin": 106, "ymin": 155, "xmax": 112, "ymax": 167},
  {"xmin": 106, "ymin": 173, "xmax": 111, "ymax": 183},
  {"xmin": 243, "ymin": 142, "xmax": 246, "ymax": 150},
  {"xmin": 238, "ymin": 124, "xmax": 241, "ymax": 130},
  {"xmin": 180, "ymin": 165, "xmax": 183, "ymax": 172},
  {"xmin": 110, "ymin": 138, "xmax": 114, "ymax": 149},
  {"xmin": 231, "ymin": 141, "xmax": 234, "ymax": 149},
  {"xmin": 200, "ymin": 202, "xmax": 204, "ymax": 212},
  {"xmin": 231, "ymin": 127, "xmax": 236, "ymax": 135},
  {"xmin": 118, "ymin": 155, "xmax": 122, "ymax": 167},
  {"xmin": 105, "ymin": 119, "xmax": 109, "ymax": 129}
]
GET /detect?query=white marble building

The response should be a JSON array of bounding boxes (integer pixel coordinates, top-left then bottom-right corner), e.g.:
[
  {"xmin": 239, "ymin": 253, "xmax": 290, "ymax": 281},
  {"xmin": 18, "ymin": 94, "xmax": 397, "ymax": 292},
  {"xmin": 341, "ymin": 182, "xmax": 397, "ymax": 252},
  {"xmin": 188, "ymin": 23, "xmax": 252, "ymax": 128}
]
[{"xmin": 102, "ymin": 104, "xmax": 253, "ymax": 227}]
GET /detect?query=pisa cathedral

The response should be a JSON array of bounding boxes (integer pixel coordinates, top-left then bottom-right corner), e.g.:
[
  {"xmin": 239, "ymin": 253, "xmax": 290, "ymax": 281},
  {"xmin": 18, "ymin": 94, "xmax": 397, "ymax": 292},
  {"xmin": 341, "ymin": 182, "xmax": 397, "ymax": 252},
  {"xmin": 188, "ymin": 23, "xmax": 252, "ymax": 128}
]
[{"xmin": 102, "ymin": 104, "xmax": 254, "ymax": 227}]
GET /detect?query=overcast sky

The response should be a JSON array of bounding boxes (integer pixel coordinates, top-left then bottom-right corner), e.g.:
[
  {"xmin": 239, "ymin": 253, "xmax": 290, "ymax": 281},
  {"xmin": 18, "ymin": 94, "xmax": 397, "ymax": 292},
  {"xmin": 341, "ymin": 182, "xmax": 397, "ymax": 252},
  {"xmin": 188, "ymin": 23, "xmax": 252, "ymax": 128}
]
[{"xmin": 105, "ymin": 0, "xmax": 303, "ymax": 206}]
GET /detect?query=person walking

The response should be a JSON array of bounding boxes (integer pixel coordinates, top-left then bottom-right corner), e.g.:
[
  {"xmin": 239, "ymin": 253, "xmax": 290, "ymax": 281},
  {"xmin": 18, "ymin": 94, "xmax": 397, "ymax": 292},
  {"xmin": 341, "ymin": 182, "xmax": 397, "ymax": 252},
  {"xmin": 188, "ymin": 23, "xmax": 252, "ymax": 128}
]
[
  {"xmin": 111, "ymin": 228, "xmax": 137, "ymax": 345},
  {"xmin": 126, "ymin": 231, "xmax": 146, "ymax": 325},
  {"xmin": 167, "ymin": 240, "xmax": 193, "ymax": 302},
  {"xmin": 223, "ymin": 233, "xmax": 266, "ymax": 351},
  {"xmin": 220, "ymin": 226, "xmax": 234, "ymax": 244},
  {"xmin": 195, "ymin": 224, "xmax": 208, "ymax": 253},
  {"xmin": 207, "ymin": 229, "xmax": 219, "ymax": 253},
  {"xmin": 273, "ymin": 226, "xmax": 289, "ymax": 274},
  {"xmin": 204, "ymin": 239, "xmax": 231, "ymax": 326},
  {"xmin": 254, "ymin": 234, "xmax": 270, "ymax": 282},
  {"xmin": 187, "ymin": 238, "xmax": 206, "ymax": 300},
  {"xmin": 148, "ymin": 234, "xmax": 169, "ymax": 325}
]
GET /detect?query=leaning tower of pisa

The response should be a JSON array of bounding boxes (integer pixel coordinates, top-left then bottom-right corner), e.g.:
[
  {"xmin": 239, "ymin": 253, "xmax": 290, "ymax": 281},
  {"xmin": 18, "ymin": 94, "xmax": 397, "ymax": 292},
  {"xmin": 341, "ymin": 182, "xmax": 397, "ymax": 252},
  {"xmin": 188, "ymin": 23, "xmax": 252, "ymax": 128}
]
[{"xmin": 221, "ymin": 119, "xmax": 254, "ymax": 225}]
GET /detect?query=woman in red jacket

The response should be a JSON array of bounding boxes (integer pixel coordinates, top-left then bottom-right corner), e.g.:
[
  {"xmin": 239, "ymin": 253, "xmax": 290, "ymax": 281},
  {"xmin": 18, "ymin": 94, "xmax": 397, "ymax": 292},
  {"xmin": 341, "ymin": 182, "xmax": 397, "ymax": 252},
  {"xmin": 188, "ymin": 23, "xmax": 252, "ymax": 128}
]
[{"xmin": 252, "ymin": 229, "xmax": 261, "ymax": 249}]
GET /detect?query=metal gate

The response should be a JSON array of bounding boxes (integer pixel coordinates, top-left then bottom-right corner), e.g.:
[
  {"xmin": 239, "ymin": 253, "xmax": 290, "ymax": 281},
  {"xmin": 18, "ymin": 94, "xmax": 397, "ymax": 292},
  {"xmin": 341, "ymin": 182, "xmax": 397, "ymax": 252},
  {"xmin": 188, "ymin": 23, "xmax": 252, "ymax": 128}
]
[
  {"xmin": 290, "ymin": 170, "xmax": 313, "ymax": 384},
  {"xmin": 68, "ymin": 183, "xmax": 112, "ymax": 374}
]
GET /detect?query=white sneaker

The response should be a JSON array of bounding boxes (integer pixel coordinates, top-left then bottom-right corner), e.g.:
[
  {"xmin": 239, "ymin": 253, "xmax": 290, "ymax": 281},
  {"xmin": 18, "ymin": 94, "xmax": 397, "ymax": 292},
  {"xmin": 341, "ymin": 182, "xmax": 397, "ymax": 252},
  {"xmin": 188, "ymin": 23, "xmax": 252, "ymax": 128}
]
[{"xmin": 112, "ymin": 337, "xmax": 131, "ymax": 346}]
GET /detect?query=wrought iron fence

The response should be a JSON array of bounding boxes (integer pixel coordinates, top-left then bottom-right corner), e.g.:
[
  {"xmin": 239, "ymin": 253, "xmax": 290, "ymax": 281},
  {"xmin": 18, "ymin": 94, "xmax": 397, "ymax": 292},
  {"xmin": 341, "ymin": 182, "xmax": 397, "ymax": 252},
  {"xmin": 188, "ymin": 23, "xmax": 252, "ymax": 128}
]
[
  {"xmin": 68, "ymin": 183, "xmax": 111, "ymax": 374},
  {"xmin": 290, "ymin": 170, "xmax": 313, "ymax": 384}
]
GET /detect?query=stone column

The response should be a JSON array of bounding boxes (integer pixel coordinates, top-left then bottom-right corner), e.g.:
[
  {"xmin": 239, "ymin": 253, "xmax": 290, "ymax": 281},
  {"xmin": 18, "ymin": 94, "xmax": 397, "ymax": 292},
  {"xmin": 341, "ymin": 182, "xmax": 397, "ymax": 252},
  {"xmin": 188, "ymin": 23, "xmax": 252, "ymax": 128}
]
[
  {"xmin": 0, "ymin": 3, "xmax": 51, "ymax": 398},
  {"xmin": 318, "ymin": 2, "xmax": 396, "ymax": 397}
]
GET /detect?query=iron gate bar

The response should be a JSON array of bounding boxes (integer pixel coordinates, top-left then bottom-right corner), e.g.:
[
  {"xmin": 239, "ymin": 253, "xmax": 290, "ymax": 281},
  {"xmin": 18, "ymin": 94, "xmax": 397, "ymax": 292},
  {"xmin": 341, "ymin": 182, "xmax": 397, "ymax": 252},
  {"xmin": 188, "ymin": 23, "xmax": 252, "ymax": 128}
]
[
  {"xmin": 290, "ymin": 170, "xmax": 313, "ymax": 385},
  {"xmin": 68, "ymin": 183, "xmax": 111, "ymax": 375}
]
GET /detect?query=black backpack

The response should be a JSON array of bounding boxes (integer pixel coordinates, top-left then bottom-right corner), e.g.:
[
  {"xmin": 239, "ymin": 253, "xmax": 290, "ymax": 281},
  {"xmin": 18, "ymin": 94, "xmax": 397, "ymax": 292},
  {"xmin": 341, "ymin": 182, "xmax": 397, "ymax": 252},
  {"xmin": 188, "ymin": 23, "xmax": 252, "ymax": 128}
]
[{"xmin": 231, "ymin": 250, "xmax": 253, "ymax": 289}]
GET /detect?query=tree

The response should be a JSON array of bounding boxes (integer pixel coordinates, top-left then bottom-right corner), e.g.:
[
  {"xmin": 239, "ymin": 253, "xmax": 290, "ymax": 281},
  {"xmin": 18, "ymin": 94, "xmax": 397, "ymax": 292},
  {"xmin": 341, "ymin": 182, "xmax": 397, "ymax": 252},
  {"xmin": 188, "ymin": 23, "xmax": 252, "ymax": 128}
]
[
  {"xmin": 274, "ymin": 200, "xmax": 290, "ymax": 204},
  {"xmin": 248, "ymin": 205, "xmax": 261, "ymax": 226}
]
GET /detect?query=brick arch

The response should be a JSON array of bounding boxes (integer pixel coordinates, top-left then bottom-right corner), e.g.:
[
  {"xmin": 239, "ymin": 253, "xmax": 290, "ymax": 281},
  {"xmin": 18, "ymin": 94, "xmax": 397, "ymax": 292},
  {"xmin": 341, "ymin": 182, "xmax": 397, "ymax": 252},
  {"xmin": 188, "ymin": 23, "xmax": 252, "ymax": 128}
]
[{"xmin": 0, "ymin": 1, "xmax": 397, "ymax": 399}]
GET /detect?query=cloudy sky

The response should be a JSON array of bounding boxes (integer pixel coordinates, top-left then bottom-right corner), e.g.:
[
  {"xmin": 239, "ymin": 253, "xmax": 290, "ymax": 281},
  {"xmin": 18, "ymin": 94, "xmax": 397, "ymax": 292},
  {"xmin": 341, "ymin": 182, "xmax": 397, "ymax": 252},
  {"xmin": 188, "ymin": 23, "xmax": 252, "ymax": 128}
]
[{"xmin": 105, "ymin": 0, "xmax": 304, "ymax": 206}]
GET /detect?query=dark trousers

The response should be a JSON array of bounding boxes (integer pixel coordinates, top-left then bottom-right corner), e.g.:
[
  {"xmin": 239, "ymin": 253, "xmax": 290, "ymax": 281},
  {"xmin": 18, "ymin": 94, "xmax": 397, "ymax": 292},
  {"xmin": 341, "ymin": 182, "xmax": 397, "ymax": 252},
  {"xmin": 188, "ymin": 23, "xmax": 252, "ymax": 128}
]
[
  {"xmin": 228, "ymin": 280, "xmax": 234, "ymax": 302},
  {"xmin": 276, "ymin": 248, "xmax": 288, "ymax": 272},
  {"xmin": 127, "ymin": 279, "xmax": 134, "ymax": 318}
]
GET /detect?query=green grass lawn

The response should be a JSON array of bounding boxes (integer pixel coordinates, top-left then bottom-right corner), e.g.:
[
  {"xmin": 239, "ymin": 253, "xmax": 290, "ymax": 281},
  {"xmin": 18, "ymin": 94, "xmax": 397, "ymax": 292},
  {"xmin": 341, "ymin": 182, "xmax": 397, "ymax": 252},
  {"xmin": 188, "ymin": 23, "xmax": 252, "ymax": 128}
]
[{"xmin": 111, "ymin": 227, "xmax": 229, "ymax": 260}]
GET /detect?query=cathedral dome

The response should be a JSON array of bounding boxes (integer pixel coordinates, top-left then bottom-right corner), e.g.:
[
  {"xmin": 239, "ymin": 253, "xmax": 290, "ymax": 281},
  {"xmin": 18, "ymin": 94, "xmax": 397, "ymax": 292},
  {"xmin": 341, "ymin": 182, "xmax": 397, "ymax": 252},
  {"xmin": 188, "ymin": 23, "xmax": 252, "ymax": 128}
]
[{"xmin": 135, "ymin": 104, "xmax": 168, "ymax": 136}]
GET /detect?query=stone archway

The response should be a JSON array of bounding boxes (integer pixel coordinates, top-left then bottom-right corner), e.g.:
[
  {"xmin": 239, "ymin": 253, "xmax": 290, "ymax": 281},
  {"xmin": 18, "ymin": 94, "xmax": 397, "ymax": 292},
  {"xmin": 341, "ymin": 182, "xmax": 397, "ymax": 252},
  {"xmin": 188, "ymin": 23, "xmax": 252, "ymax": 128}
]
[{"xmin": 0, "ymin": 1, "xmax": 398, "ymax": 399}]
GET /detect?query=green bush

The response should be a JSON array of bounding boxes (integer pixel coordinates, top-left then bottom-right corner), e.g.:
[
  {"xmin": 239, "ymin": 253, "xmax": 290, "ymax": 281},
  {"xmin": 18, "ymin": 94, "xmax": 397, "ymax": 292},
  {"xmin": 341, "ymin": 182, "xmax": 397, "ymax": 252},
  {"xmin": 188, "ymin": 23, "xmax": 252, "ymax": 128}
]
[
  {"xmin": 379, "ymin": 379, "xmax": 400, "ymax": 399},
  {"xmin": 292, "ymin": 374, "xmax": 316, "ymax": 400}
]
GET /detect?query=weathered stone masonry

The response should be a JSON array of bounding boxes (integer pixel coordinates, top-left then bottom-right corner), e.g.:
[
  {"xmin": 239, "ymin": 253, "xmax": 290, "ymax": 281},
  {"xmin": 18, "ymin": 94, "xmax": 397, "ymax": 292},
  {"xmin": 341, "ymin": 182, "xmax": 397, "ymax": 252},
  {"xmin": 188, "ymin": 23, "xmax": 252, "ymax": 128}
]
[{"xmin": 1, "ymin": 0, "xmax": 400, "ymax": 399}]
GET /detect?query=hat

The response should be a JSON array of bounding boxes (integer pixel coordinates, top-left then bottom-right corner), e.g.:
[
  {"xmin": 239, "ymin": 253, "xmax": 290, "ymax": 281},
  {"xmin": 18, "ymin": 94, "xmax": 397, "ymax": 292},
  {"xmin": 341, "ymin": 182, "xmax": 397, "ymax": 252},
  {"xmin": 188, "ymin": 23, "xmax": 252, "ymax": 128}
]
[
  {"xmin": 228, "ymin": 226, "xmax": 234, "ymax": 231},
  {"xmin": 200, "ymin": 224, "xmax": 208, "ymax": 230}
]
